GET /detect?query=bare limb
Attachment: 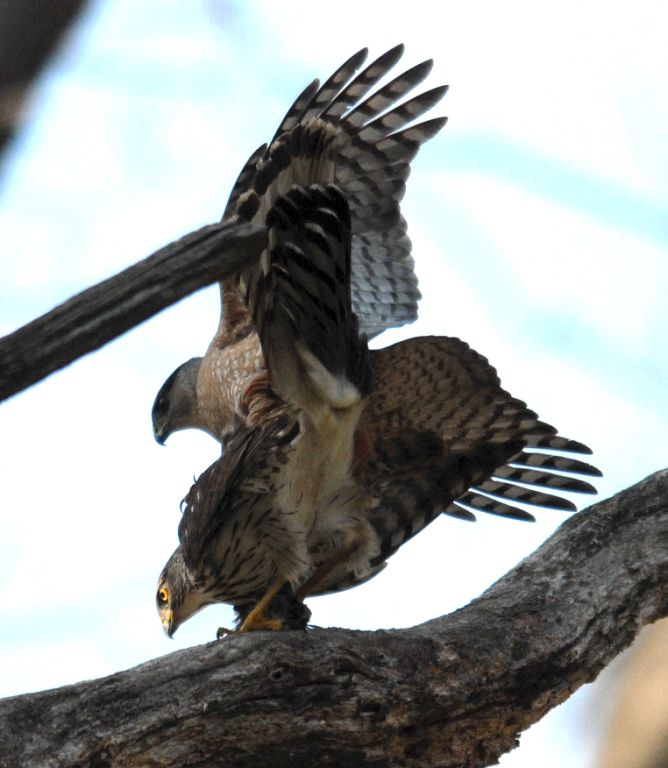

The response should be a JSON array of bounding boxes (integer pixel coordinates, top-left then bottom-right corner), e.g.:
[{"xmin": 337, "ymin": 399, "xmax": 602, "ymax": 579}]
[
  {"xmin": 0, "ymin": 220, "xmax": 266, "ymax": 402},
  {"xmin": 0, "ymin": 469, "xmax": 665, "ymax": 768},
  {"xmin": 0, "ymin": 0, "xmax": 88, "ymax": 160}
]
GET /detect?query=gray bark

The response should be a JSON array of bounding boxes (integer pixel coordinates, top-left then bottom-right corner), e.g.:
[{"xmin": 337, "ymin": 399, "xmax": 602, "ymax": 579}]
[
  {"xmin": 0, "ymin": 469, "xmax": 665, "ymax": 768},
  {"xmin": 0, "ymin": 220, "xmax": 266, "ymax": 401}
]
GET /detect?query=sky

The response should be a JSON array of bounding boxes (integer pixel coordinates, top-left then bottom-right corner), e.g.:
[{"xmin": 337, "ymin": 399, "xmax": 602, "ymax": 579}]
[{"xmin": 0, "ymin": 1, "xmax": 666, "ymax": 765}]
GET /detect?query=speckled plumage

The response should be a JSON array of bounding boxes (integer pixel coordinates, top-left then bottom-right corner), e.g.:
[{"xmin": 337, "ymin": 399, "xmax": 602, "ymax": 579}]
[
  {"xmin": 153, "ymin": 45, "xmax": 447, "ymax": 446},
  {"xmin": 154, "ymin": 48, "xmax": 600, "ymax": 635},
  {"xmin": 159, "ymin": 333, "xmax": 600, "ymax": 632},
  {"xmin": 157, "ymin": 198, "xmax": 601, "ymax": 630},
  {"xmin": 225, "ymin": 44, "xmax": 446, "ymax": 339}
]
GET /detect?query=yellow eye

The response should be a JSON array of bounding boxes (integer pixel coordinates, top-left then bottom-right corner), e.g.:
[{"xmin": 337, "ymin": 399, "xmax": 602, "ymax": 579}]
[{"xmin": 158, "ymin": 587, "xmax": 169, "ymax": 606}]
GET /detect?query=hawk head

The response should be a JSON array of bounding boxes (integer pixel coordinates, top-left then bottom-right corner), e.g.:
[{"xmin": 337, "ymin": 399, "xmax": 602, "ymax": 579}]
[
  {"xmin": 156, "ymin": 547, "xmax": 212, "ymax": 637},
  {"xmin": 157, "ymin": 547, "xmax": 312, "ymax": 636},
  {"xmin": 151, "ymin": 357, "xmax": 202, "ymax": 445}
]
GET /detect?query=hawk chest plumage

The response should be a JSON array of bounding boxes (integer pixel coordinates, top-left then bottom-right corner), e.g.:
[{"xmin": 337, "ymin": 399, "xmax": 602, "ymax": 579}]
[
  {"xmin": 197, "ymin": 330, "xmax": 265, "ymax": 439},
  {"xmin": 178, "ymin": 414, "xmax": 381, "ymax": 605}
]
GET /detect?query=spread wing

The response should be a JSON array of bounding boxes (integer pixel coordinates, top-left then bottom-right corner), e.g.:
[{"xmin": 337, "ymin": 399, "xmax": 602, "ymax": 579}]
[
  {"xmin": 245, "ymin": 183, "xmax": 371, "ymax": 416},
  {"xmin": 155, "ymin": 47, "xmax": 446, "ymax": 445},
  {"xmin": 177, "ymin": 335, "xmax": 601, "ymax": 605},
  {"xmin": 307, "ymin": 335, "xmax": 601, "ymax": 594},
  {"xmin": 361, "ymin": 336, "xmax": 599, "ymax": 518},
  {"xmin": 219, "ymin": 45, "xmax": 447, "ymax": 342}
]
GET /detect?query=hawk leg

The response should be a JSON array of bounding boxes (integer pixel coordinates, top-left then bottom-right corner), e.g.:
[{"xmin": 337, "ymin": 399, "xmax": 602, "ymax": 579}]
[
  {"xmin": 232, "ymin": 584, "xmax": 311, "ymax": 632},
  {"xmin": 238, "ymin": 577, "xmax": 288, "ymax": 632}
]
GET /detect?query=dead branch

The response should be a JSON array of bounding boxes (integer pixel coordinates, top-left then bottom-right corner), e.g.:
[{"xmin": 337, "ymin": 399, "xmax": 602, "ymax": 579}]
[
  {"xmin": 0, "ymin": 0, "xmax": 89, "ymax": 159},
  {"xmin": 0, "ymin": 220, "xmax": 266, "ymax": 402},
  {"xmin": 0, "ymin": 469, "xmax": 665, "ymax": 768}
]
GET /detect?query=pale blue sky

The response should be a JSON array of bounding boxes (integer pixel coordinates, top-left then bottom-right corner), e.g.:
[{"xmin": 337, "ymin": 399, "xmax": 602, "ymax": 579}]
[{"xmin": 0, "ymin": 2, "xmax": 666, "ymax": 765}]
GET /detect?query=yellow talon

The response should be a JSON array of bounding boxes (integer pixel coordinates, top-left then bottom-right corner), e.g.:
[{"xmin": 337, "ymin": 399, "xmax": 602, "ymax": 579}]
[
  {"xmin": 238, "ymin": 614, "xmax": 285, "ymax": 632},
  {"xmin": 237, "ymin": 577, "xmax": 287, "ymax": 632}
]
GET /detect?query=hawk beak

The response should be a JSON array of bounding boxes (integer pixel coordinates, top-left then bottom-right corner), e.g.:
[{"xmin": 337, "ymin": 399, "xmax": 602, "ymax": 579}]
[
  {"xmin": 154, "ymin": 426, "xmax": 168, "ymax": 446},
  {"xmin": 162, "ymin": 610, "xmax": 175, "ymax": 638}
]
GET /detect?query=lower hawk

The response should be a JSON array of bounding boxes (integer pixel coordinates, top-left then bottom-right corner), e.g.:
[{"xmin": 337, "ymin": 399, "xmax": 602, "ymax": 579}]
[{"xmin": 155, "ymin": 182, "xmax": 599, "ymax": 636}]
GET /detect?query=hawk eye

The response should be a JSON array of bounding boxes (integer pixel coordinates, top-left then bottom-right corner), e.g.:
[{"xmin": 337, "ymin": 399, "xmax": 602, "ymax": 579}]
[
  {"xmin": 157, "ymin": 587, "xmax": 169, "ymax": 606},
  {"xmin": 156, "ymin": 397, "xmax": 169, "ymax": 415}
]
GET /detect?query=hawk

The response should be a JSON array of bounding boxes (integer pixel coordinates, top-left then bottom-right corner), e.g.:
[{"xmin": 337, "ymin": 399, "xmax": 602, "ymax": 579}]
[
  {"xmin": 156, "ymin": 184, "xmax": 600, "ymax": 636},
  {"xmin": 152, "ymin": 44, "xmax": 447, "ymax": 446}
]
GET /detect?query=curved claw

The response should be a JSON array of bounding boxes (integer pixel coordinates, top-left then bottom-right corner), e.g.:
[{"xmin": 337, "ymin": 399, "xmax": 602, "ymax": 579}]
[{"xmin": 236, "ymin": 578, "xmax": 289, "ymax": 633}]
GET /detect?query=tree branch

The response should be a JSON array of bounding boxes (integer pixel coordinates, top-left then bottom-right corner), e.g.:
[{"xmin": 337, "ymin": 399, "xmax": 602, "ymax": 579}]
[
  {"xmin": 0, "ymin": 0, "xmax": 88, "ymax": 159},
  {"xmin": 0, "ymin": 220, "xmax": 266, "ymax": 402},
  {"xmin": 1, "ymin": 469, "xmax": 665, "ymax": 768}
]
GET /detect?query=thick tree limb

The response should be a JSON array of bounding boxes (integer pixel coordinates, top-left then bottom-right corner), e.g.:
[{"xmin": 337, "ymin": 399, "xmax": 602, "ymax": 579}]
[
  {"xmin": 0, "ymin": 220, "xmax": 266, "ymax": 402},
  {"xmin": 0, "ymin": 470, "xmax": 665, "ymax": 768}
]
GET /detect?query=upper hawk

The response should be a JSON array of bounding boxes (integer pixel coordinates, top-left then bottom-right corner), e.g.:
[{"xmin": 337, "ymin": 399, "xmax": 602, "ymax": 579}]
[{"xmin": 152, "ymin": 45, "xmax": 446, "ymax": 445}]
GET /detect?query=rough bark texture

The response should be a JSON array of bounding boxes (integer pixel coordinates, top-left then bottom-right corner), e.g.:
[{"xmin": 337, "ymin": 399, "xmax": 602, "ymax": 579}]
[
  {"xmin": 0, "ymin": 470, "xmax": 665, "ymax": 768},
  {"xmin": 0, "ymin": 220, "xmax": 266, "ymax": 401}
]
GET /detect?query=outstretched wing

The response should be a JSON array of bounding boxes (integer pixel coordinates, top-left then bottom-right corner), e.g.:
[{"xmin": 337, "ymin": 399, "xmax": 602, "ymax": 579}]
[
  {"xmin": 244, "ymin": 183, "xmax": 371, "ymax": 416},
  {"xmin": 361, "ymin": 335, "xmax": 599, "ymax": 518},
  {"xmin": 286, "ymin": 336, "xmax": 597, "ymax": 594},
  {"xmin": 155, "ymin": 47, "xmax": 446, "ymax": 446},
  {"xmin": 224, "ymin": 45, "xmax": 446, "ymax": 340}
]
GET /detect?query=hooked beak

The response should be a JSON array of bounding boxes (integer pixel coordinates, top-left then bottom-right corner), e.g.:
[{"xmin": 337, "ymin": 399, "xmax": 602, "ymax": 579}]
[
  {"xmin": 154, "ymin": 425, "xmax": 168, "ymax": 446},
  {"xmin": 161, "ymin": 610, "xmax": 175, "ymax": 638}
]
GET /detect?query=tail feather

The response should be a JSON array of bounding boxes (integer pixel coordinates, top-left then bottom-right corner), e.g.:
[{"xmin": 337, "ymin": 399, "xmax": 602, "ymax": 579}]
[
  {"xmin": 447, "ymin": 493, "xmax": 537, "ymax": 522},
  {"xmin": 471, "ymin": 479, "xmax": 577, "ymax": 511},
  {"xmin": 493, "ymin": 464, "xmax": 598, "ymax": 494},
  {"xmin": 528, "ymin": 435, "xmax": 593, "ymax": 454},
  {"xmin": 508, "ymin": 450, "xmax": 602, "ymax": 477}
]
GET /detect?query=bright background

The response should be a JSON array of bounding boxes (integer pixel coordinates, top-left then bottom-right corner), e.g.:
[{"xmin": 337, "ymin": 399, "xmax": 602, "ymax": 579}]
[{"xmin": 0, "ymin": 2, "xmax": 666, "ymax": 765}]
